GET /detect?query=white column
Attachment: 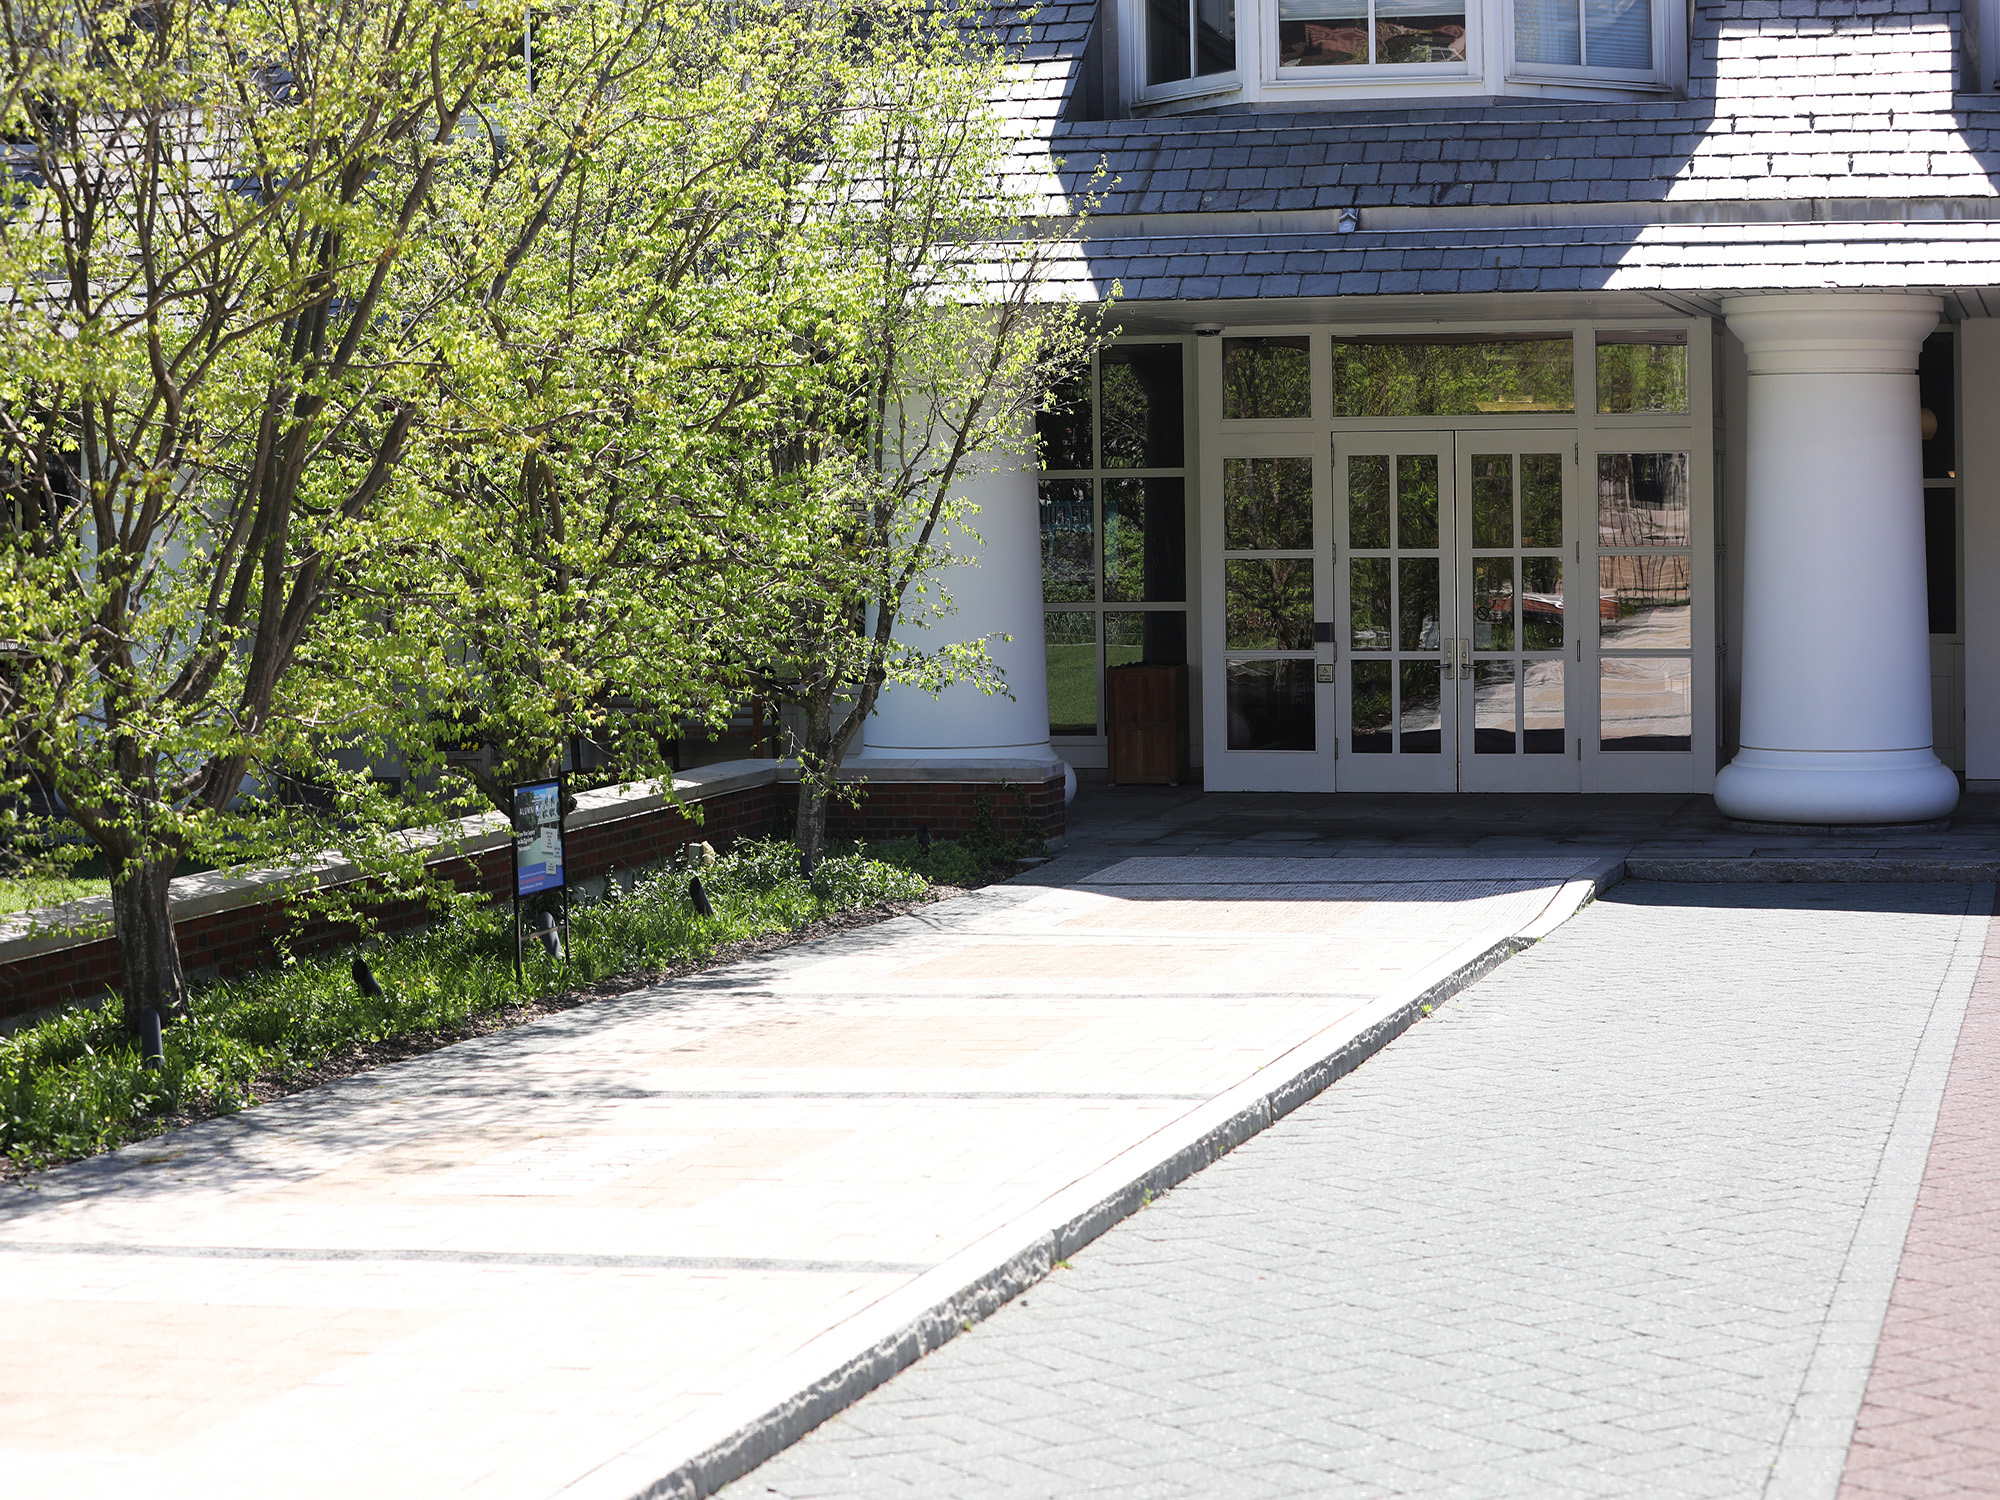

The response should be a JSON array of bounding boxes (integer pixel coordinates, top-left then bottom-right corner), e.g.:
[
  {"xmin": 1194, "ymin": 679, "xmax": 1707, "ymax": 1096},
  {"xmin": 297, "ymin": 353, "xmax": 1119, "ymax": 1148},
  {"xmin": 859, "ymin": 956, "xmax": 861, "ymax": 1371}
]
[
  {"xmin": 1714, "ymin": 293, "xmax": 1958, "ymax": 825},
  {"xmin": 858, "ymin": 438, "xmax": 1063, "ymax": 767}
]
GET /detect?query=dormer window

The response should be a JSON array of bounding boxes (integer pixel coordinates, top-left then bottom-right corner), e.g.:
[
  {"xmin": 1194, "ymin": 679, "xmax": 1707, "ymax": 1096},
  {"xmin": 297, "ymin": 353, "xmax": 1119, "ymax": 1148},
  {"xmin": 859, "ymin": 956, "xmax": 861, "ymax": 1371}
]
[
  {"xmin": 1146, "ymin": 0, "xmax": 1238, "ymax": 88},
  {"xmin": 1277, "ymin": 0, "xmax": 1466, "ymax": 69},
  {"xmin": 1515, "ymin": 0, "xmax": 1652, "ymax": 74},
  {"xmin": 1124, "ymin": 0, "xmax": 1678, "ymax": 106}
]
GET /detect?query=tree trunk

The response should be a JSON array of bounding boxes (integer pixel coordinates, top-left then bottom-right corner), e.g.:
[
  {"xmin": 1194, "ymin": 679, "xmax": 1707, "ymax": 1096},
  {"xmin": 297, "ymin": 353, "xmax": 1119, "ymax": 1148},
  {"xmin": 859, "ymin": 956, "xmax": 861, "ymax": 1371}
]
[
  {"xmin": 112, "ymin": 857, "xmax": 188, "ymax": 1033},
  {"xmin": 796, "ymin": 779, "xmax": 829, "ymax": 866},
  {"xmin": 794, "ymin": 690, "xmax": 836, "ymax": 865}
]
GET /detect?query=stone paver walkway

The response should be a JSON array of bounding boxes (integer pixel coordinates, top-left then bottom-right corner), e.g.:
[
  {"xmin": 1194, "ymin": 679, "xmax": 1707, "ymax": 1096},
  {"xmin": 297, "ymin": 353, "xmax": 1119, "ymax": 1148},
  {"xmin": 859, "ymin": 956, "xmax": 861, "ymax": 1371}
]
[
  {"xmin": 0, "ymin": 855, "xmax": 1607, "ymax": 1500},
  {"xmin": 725, "ymin": 882, "xmax": 1994, "ymax": 1500}
]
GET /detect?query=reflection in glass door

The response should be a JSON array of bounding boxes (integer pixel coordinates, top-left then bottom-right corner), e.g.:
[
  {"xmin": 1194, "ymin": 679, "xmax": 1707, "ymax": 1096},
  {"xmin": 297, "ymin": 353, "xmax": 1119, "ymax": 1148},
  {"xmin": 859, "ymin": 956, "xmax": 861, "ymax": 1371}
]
[
  {"xmin": 1457, "ymin": 442, "xmax": 1579, "ymax": 791},
  {"xmin": 1334, "ymin": 435, "xmax": 1456, "ymax": 791}
]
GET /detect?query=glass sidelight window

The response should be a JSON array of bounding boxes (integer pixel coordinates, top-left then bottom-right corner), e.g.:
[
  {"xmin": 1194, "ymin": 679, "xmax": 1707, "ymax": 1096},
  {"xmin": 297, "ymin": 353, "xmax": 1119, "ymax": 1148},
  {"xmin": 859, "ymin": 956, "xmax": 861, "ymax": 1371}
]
[
  {"xmin": 1597, "ymin": 451, "xmax": 1692, "ymax": 751},
  {"xmin": 1037, "ymin": 344, "xmax": 1189, "ymax": 738}
]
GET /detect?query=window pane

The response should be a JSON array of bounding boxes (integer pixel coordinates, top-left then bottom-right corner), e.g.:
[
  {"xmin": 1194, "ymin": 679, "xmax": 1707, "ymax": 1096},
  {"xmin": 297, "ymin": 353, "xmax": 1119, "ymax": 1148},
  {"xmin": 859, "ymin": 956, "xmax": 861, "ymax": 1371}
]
[
  {"xmin": 1598, "ymin": 554, "xmax": 1691, "ymax": 648},
  {"xmin": 1196, "ymin": 0, "xmax": 1236, "ymax": 74},
  {"xmin": 1101, "ymin": 345, "xmax": 1185, "ymax": 468},
  {"xmin": 1600, "ymin": 657, "xmax": 1691, "ymax": 751},
  {"xmin": 1045, "ymin": 612, "xmax": 1097, "ymax": 736},
  {"xmin": 1471, "ymin": 453, "xmax": 1512, "ymax": 548},
  {"xmin": 1524, "ymin": 659, "xmax": 1565, "ymax": 753},
  {"xmin": 1332, "ymin": 336, "xmax": 1574, "ymax": 417},
  {"xmin": 1228, "ymin": 660, "xmax": 1315, "ymax": 750},
  {"xmin": 1104, "ymin": 478, "xmax": 1187, "ymax": 603},
  {"xmin": 1037, "ymin": 368, "xmax": 1092, "ymax": 470},
  {"xmin": 1223, "ymin": 336, "xmax": 1312, "ymax": 419},
  {"xmin": 1227, "ymin": 557, "xmax": 1315, "ymax": 650},
  {"xmin": 1927, "ymin": 486, "xmax": 1958, "ymax": 633},
  {"xmin": 1585, "ymin": 0, "xmax": 1651, "ymax": 69},
  {"xmin": 1596, "ymin": 332, "xmax": 1687, "ymax": 414},
  {"xmin": 1148, "ymin": 0, "xmax": 1192, "ymax": 83},
  {"xmin": 1522, "ymin": 557, "xmax": 1564, "ymax": 650},
  {"xmin": 1348, "ymin": 453, "xmax": 1390, "ymax": 548},
  {"xmin": 1398, "ymin": 556, "xmax": 1440, "ymax": 652},
  {"xmin": 1521, "ymin": 453, "xmax": 1563, "ymax": 547},
  {"xmin": 1397, "ymin": 454, "xmax": 1439, "ymax": 549},
  {"xmin": 1350, "ymin": 556, "xmax": 1391, "ymax": 651},
  {"xmin": 1039, "ymin": 480, "xmax": 1094, "ymax": 602},
  {"xmin": 1352, "ymin": 660, "xmax": 1393, "ymax": 752},
  {"xmin": 1278, "ymin": 0, "xmax": 1369, "ymax": 66},
  {"xmin": 1473, "ymin": 556, "xmax": 1515, "ymax": 651},
  {"xmin": 1224, "ymin": 457, "xmax": 1313, "ymax": 550},
  {"xmin": 1474, "ymin": 660, "xmax": 1517, "ymax": 754},
  {"xmin": 1399, "ymin": 661, "xmax": 1443, "ymax": 753},
  {"xmin": 1516, "ymin": 0, "xmax": 1580, "ymax": 63},
  {"xmin": 1597, "ymin": 452, "xmax": 1690, "ymax": 547},
  {"xmin": 1375, "ymin": 0, "xmax": 1467, "ymax": 64},
  {"xmin": 1107, "ymin": 610, "xmax": 1189, "ymax": 668}
]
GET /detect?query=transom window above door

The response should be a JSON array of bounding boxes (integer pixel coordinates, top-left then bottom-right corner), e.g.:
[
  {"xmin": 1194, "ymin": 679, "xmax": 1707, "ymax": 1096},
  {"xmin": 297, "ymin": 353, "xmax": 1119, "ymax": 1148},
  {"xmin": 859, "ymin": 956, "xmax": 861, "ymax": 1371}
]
[{"xmin": 1125, "ymin": 0, "xmax": 1679, "ymax": 106}]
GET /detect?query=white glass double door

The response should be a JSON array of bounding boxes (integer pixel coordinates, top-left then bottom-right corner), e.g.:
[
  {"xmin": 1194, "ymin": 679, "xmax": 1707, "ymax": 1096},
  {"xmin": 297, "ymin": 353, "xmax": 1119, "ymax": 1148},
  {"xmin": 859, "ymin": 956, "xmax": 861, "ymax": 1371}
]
[{"xmin": 1329, "ymin": 431, "xmax": 1579, "ymax": 792}]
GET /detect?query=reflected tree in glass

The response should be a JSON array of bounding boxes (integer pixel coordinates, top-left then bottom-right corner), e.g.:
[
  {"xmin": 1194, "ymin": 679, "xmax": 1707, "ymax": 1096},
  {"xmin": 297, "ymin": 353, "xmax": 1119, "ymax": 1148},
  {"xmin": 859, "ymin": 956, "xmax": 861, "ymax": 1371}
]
[
  {"xmin": 1597, "ymin": 334, "xmax": 1688, "ymax": 415},
  {"xmin": 1036, "ymin": 369, "xmax": 1093, "ymax": 470},
  {"xmin": 1225, "ymin": 457, "xmax": 1313, "ymax": 549},
  {"xmin": 1104, "ymin": 478, "xmax": 1187, "ymax": 603},
  {"xmin": 1351, "ymin": 659, "xmax": 1393, "ymax": 751},
  {"xmin": 1332, "ymin": 336, "xmax": 1574, "ymax": 417},
  {"xmin": 1397, "ymin": 454, "xmax": 1439, "ymax": 549},
  {"xmin": 1471, "ymin": 453, "xmax": 1512, "ymax": 548},
  {"xmin": 1348, "ymin": 453, "xmax": 1390, "ymax": 548},
  {"xmin": 1227, "ymin": 557, "xmax": 1314, "ymax": 649},
  {"xmin": 1039, "ymin": 480, "xmax": 1094, "ymax": 601},
  {"xmin": 1101, "ymin": 346, "xmax": 1185, "ymax": 467},
  {"xmin": 1223, "ymin": 337, "xmax": 1312, "ymax": 419}
]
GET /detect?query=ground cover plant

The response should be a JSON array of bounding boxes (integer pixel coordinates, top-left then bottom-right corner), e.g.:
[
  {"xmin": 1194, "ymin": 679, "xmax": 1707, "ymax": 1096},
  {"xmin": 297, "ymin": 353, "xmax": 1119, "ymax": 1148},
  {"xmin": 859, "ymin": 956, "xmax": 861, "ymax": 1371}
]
[{"xmin": 0, "ymin": 835, "xmax": 1043, "ymax": 1177}]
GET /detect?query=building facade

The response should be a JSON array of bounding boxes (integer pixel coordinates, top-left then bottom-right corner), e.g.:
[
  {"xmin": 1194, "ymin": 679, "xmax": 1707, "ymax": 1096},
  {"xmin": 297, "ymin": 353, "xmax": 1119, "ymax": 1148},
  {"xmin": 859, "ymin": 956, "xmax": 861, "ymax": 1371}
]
[{"xmin": 861, "ymin": 0, "xmax": 2000, "ymax": 825}]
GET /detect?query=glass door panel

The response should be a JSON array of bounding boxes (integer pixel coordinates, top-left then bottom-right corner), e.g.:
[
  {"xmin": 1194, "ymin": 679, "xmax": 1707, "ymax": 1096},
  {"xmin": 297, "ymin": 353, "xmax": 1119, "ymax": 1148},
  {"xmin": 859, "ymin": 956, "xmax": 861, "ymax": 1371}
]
[
  {"xmin": 1455, "ymin": 440, "xmax": 1579, "ymax": 791},
  {"xmin": 1334, "ymin": 434, "xmax": 1456, "ymax": 791}
]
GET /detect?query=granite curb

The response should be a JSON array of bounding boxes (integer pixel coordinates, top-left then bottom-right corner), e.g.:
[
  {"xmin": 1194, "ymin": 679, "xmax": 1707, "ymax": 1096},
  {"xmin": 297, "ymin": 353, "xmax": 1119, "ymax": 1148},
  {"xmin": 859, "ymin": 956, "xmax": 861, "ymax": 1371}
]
[{"xmin": 599, "ymin": 858, "xmax": 1625, "ymax": 1500}]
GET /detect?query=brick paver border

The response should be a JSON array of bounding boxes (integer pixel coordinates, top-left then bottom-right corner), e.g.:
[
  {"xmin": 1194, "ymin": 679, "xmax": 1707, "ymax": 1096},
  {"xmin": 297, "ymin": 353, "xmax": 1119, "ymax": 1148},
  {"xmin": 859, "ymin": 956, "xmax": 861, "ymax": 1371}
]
[{"xmin": 1835, "ymin": 887, "xmax": 2000, "ymax": 1500}]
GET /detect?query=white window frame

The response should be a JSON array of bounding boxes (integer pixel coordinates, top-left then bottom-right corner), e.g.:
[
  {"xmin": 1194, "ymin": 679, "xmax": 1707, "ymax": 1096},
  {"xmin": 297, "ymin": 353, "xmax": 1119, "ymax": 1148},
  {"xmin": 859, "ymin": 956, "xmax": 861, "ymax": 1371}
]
[{"xmin": 1121, "ymin": 0, "xmax": 1681, "ymax": 110}]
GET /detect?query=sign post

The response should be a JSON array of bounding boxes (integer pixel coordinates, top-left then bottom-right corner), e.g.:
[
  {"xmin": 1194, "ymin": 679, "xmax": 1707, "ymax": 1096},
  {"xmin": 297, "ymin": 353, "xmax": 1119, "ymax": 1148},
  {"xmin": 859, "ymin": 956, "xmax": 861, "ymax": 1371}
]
[{"xmin": 510, "ymin": 778, "xmax": 568, "ymax": 980}]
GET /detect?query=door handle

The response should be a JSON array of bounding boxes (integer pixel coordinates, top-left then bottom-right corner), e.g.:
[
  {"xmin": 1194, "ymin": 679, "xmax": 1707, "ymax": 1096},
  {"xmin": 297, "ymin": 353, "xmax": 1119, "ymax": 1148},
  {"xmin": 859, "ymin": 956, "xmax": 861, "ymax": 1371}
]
[{"xmin": 1452, "ymin": 639, "xmax": 1471, "ymax": 678}]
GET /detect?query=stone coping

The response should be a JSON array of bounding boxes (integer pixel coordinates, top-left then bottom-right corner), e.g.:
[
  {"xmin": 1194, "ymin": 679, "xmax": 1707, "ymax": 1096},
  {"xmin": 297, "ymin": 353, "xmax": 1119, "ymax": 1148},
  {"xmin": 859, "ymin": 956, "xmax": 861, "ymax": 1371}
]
[{"xmin": 0, "ymin": 756, "xmax": 1066, "ymax": 963}]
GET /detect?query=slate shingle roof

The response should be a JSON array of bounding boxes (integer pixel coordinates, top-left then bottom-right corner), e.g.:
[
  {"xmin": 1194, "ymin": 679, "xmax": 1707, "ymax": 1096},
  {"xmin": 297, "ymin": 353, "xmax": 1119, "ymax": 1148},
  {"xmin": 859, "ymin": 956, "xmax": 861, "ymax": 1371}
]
[{"xmin": 989, "ymin": 0, "xmax": 2000, "ymax": 298}]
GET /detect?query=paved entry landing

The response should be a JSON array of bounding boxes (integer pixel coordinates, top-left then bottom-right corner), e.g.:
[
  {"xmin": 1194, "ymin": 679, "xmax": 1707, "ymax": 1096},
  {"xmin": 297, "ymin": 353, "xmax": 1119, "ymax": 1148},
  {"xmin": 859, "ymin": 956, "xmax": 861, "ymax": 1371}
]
[{"xmin": 0, "ymin": 856, "xmax": 1609, "ymax": 1500}]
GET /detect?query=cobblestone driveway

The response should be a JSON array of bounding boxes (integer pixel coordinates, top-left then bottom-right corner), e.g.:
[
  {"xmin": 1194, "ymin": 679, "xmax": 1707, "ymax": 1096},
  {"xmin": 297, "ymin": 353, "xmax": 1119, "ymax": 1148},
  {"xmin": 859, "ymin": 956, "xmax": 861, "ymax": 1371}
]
[{"xmin": 726, "ymin": 883, "xmax": 1989, "ymax": 1500}]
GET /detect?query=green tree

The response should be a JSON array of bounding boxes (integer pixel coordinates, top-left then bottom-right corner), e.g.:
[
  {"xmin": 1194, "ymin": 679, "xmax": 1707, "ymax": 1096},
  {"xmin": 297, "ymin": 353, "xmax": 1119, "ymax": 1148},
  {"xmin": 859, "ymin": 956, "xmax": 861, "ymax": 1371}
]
[
  {"xmin": 0, "ymin": 0, "xmax": 617, "ymax": 1028},
  {"xmin": 357, "ymin": 0, "xmax": 853, "ymax": 817},
  {"xmin": 729, "ymin": 0, "xmax": 1109, "ymax": 861}
]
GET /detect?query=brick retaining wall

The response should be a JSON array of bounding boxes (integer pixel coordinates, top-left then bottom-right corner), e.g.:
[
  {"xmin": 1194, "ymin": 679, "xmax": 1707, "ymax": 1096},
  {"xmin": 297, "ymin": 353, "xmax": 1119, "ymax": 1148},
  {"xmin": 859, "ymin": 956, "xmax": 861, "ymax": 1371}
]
[{"xmin": 0, "ymin": 761, "xmax": 1065, "ymax": 1024}]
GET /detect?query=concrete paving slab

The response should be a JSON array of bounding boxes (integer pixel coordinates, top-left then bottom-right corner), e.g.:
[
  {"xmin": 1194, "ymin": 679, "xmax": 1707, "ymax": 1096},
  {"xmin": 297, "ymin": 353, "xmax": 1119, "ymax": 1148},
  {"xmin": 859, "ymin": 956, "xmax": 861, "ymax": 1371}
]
[{"xmin": 0, "ymin": 857, "xmax": 1612, "ymax": 1500}]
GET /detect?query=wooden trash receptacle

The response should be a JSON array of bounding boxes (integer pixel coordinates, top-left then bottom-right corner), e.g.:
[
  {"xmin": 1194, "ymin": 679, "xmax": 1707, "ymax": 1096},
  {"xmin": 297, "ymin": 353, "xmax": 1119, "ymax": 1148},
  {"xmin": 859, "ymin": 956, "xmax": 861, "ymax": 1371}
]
[{"xmin": 1105, "ymin": 663, "xmax": 1190, "ymax": 786}]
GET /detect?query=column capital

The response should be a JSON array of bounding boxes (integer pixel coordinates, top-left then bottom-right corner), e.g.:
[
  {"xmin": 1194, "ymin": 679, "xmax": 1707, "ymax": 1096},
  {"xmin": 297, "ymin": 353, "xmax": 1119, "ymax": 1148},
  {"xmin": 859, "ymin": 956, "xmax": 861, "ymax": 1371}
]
[{"xmin": 1721, "ymin": 293, "xmax": 1943, "ymax": 377}]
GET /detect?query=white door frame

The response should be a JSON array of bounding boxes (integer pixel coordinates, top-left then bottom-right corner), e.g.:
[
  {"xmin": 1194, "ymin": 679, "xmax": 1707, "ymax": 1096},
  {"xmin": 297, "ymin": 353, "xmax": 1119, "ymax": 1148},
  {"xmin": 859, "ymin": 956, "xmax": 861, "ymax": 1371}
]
[{"xmin": 1198, "ymin": 318, "xmax": 1716, "ymax": 795}]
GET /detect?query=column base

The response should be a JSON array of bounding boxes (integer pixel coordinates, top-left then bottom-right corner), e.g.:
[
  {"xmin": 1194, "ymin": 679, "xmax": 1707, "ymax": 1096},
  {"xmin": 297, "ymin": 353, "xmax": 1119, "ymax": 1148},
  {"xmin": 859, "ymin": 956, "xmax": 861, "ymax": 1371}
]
[{"xmin": 1714, "ymin": 747, "xmax": 1960, "ymax": 826}]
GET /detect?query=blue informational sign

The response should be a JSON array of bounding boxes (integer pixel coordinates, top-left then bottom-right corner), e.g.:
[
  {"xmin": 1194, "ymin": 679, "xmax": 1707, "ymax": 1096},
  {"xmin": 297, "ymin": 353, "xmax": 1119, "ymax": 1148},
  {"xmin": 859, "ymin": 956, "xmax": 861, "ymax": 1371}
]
[{"xmin": 513, "ymin": 780, "xmax": 566, "ymax": 897}]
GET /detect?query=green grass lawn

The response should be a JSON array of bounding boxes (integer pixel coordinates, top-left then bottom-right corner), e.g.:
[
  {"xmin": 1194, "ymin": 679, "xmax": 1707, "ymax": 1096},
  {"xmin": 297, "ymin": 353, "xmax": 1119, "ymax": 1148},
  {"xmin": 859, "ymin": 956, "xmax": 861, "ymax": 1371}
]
[
  {"xmin": 0, "ymin": 873, "xmax": 111, "ymax": 918},
  {"xmin": 0, "ymin": 832, "xmax": 1041, "ymax": 1174}
]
